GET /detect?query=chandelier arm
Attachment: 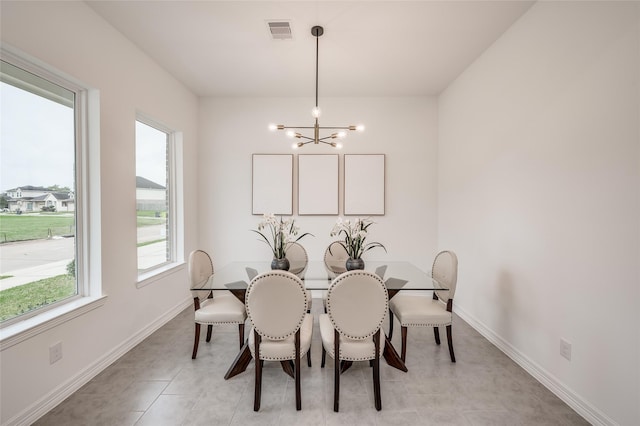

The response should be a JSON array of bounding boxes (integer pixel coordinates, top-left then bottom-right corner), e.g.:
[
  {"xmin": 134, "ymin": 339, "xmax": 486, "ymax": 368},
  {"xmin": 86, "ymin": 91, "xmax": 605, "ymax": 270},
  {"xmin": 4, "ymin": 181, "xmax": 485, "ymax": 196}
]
[{"xmin": 317, "ymin": 126, "xmax": 356, "ymax": 130}]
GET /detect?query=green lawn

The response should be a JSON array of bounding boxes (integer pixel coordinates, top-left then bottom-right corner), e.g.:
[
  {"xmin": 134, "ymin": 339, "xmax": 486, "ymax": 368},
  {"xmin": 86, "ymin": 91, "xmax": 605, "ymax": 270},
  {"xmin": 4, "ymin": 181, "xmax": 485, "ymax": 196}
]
[
  {"xmin": 0, "ymin": 275, "xmax": 76, "ymax": 322},
  {"xmin": 0, "ymin": 213, "xmax": 74, "ymax": 242},
  {"xmin": 0, "ymin": 211, "xmax": 166, "ymax": 243}
]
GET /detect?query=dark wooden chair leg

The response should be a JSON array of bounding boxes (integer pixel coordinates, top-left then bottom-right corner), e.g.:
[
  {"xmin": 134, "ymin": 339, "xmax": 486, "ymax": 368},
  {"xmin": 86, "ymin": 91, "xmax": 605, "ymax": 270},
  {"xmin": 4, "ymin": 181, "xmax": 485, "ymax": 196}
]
[
  {"xmin": 446, "ymin": 325, "xmax": 456, "ymax": 362},
  {"xmin": 434, "ymin": 326, "xmax": 441, "ymax": 345},
  {"xmin": 388, "ymin": 309, "xmax": 394, "ymax": 340},
  {"xmin": 333, "ymin": 329, "xmax": 340, "ymax": 412},
  {"xmin": 238, "ymin": 323, "xmax": 245, "ymax": 350},
  {"xmin": 400, "ymin": 326, "xmax": 408, "ymax": 363},
  {"xmin": 280, "ymin": 361, "xmax": 295, "ymax": 378},
  {"xmin": 295, "ymin": 330, "xmax": 301, "ymax": 410},
  {"xmin": 307, "ymin": 348, "xmax": 312, "ymax": 367},
  {"xmin": 192, "ymin": 323, "xmax": 201, "ymax": 359},
  {"xmin": 206, "ymin": 324, "xmax": 213, "ymax": 342},
  {"xmin": 254, "ymin": 331, "xmax": 262, "ymax": 411},
  {"xmin": 373, "ymin": 330, "xmax": 382, "ymax": 411},
  {"xmin": 321, "ymin": 346, "xmax": 326, "ymax": 368}
]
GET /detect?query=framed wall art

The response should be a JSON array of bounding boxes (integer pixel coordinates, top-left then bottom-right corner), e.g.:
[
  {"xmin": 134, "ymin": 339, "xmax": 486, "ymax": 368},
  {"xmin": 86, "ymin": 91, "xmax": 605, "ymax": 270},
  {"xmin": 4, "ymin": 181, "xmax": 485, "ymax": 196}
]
[
  {"xmin": 252, "ymin": 154, "xmax": 293, "ymax": 215},
  {"xmin": 298, "ymin": 154, "xmax": 339, "ymax": 215},
  {"xmin": 344, "ymin": 154, "xmax": 385, "ymax": 215}
]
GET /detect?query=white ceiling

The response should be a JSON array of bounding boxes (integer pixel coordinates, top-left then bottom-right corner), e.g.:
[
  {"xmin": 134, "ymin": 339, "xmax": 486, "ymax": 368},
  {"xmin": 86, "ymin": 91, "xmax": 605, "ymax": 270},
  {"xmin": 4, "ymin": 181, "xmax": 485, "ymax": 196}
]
[{"xmin": 86, "ymin": 1, "xmax": 534, "ymax": 97}]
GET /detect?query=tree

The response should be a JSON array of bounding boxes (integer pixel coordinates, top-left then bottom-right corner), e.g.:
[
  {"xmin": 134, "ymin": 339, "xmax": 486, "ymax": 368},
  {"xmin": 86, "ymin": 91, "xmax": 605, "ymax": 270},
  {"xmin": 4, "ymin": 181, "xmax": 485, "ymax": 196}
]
[{"xmin": 47, "ymin": 184, "xmax": 71, "ymax": 192}]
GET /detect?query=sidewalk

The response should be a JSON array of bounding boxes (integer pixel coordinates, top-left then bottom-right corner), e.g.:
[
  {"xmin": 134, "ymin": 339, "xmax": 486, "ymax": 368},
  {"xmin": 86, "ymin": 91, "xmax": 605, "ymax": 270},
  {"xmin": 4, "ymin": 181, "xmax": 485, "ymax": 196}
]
[{"xmin": 0, "ymin": 259, "xmax": 70, "ymax": 291}]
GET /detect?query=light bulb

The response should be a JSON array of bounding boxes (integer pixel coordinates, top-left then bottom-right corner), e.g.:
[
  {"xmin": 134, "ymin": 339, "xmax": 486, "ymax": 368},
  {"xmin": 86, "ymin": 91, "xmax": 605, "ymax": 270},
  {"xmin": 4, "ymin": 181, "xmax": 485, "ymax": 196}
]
[
  {"xmin": 291, "ymin": 143, "xmax": 299, "ymax": 149},
  {"xmin": 335, "ymin": 142, "xmax": 343, "ymax": 149},
  {"xmin": 356, "ymin": 124, "xmax": 365, "ymax": 132},
  {"xmin": 311, "ymin": 106, "xmax": 321, "ymax": 118},
  {"xmin": 286, "ymin": 130, "xmax": 295, "ymax": 138},
  {"xmin": 268, "ymin": 123, "xmax": 277, "ymax": 131},
  {"xmin": 337, "ymin": 131, "xmax": 346, "ymax": 138}
]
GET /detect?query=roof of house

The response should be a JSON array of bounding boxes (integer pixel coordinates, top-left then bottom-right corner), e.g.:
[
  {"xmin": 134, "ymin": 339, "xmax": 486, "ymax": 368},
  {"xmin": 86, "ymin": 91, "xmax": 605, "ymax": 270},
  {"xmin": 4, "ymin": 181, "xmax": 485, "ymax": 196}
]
[
  {"xmin": 9, "ymin": 185, "xmax": 49, "ymax": 192},
  {"xmin": 136, "ymin": 176, "xmax": 165, "ymax": 190}
]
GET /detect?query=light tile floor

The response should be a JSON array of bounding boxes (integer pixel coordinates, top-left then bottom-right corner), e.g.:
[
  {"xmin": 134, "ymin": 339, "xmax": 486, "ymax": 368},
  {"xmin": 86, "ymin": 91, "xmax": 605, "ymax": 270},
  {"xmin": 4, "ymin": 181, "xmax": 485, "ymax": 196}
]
[{"xmin": 34, "ymin": 301, "xmax": 589, "ymax": 425}]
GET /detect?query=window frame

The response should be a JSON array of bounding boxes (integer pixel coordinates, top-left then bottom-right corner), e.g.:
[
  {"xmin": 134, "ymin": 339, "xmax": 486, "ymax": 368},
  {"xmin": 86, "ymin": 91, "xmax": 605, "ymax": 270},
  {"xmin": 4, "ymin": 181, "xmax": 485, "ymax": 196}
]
[
  {"xmin": 135, "ymin": 113, "xmax": 184, "ymax": 286},
  {"xmin": 0, "ymin": 46, "xmax": 104, "ymax": 347}
]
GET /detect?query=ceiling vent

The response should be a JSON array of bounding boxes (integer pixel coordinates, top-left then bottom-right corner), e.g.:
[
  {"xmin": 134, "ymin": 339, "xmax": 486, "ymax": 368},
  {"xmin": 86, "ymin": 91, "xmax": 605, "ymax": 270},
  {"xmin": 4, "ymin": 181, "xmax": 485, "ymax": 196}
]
[{"xmin": 267, "ymin": 21, "xmax": 292, "ymax": 40}]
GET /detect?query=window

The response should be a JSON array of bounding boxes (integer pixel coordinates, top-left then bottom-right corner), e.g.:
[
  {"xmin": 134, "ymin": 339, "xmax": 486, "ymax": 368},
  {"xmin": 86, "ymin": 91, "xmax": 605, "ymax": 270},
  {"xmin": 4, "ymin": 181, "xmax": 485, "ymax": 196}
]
[
  {"xmin": 135, "ymin": 118, "xmax": 179, "ymax": 276},
  {"xmin": 0, "ymin": 50, "xmax": 100, "ymax": 329}
]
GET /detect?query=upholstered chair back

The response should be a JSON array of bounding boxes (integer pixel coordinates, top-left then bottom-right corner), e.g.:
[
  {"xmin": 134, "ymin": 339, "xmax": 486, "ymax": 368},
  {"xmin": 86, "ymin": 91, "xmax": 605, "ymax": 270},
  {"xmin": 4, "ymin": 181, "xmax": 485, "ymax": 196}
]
[
  {"xmin": 324, "ymin": 241, "xmax": 349, "ymax": 278},
  {"xmin": 286, "ymin": 242, "xmax": 308, "ymax": 279},
  {"xmin": 246, "ymin": 271, "xmax": 308, "ymax": 340},
  {"xmin": 189, "ymin": 249, "xmax": 214, "ymax": 300},
  {"xmin": 326, "ymin": 270, "xmax": 388, "ymax": 340},
  {"xmin": 433, "ymin": 250, "xmax": 458, "ymax": 303}
]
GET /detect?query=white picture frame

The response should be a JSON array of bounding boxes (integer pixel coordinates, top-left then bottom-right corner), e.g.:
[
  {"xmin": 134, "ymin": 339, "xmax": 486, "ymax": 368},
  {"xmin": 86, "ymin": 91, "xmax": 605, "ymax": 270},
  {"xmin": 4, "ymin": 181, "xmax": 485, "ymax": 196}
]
[
  {"xmin": 344, "ymin": 154, "xmax": 385, "ymax": 215},
  {"xmin": 252, "ymin": 154, "xmax": 293, "ymax": 215},
  {"xmin": 298, "ymin": 154, "xmax": 339, "ymax": 215}
]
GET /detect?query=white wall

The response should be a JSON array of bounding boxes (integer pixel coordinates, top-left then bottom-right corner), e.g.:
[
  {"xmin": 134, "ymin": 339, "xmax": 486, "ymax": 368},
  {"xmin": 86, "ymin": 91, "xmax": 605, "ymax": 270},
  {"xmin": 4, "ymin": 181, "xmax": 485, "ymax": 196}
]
[
  {"xmin": 438, "ymin": 2, "xmax": 639, "ymax": 425},
  {"xmin": 198, "ymin": 96, "xmax": 438, "ymax": 272},
  {"xmin": 0, "ymin": 2, "xmax": 199, "ymax": 424}
]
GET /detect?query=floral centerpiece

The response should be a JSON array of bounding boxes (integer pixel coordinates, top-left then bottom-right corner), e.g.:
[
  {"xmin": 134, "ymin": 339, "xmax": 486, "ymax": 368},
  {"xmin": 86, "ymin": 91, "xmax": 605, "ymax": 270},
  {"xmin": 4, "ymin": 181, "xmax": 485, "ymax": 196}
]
[
  {"xmin": 252, "ymin": 213, "xmax": 312, "ymax": 270},
  {"xmin": 330, "ymin": 217, "xmax": 386, "ymax": 270}
]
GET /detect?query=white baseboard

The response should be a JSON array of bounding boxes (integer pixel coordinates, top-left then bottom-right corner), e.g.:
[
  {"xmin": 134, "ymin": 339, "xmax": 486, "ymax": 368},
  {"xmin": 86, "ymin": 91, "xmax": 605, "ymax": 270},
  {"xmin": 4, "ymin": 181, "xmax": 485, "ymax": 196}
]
[
  {"xmin": 3, "ymin": 298, "xmax": 192, "ymax": 426},
  {"xmin": 454, "ymin": 305, "xmax": 617, "ymax": 426}
]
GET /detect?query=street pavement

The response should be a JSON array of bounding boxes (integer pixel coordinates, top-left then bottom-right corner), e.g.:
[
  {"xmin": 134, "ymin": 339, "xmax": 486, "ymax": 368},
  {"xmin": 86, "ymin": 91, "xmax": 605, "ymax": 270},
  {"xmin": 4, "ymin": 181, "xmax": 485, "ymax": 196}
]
[{"xmin": 0, "ymin": 224, "xmax": 166, "ymax": 291}]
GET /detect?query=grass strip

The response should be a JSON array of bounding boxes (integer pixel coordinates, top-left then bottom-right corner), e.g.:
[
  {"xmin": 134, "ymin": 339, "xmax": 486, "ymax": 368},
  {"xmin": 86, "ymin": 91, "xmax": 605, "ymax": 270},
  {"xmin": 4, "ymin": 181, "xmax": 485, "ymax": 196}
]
[{"xmin": 0, "ymin": 275, "xmax": 76, "ymax": 322}]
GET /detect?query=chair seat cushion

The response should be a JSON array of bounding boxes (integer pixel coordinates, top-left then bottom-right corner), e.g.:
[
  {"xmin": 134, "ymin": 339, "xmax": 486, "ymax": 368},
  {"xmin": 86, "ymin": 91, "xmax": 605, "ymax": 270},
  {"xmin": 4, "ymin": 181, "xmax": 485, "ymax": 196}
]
[
  {"xmin": 389, "ymin": 295, "xmax": 452, "ymax": 327},
  {"xmin": 195, "ymin": 295, "xmax": 247, "ymax": 324},
  {"xmin": 318, "ymin": 314, "xmax": 383, "ymax": 361},
  {"xmin": 248, "ymin": 313, "xmax": 313, "ymax": 361}
]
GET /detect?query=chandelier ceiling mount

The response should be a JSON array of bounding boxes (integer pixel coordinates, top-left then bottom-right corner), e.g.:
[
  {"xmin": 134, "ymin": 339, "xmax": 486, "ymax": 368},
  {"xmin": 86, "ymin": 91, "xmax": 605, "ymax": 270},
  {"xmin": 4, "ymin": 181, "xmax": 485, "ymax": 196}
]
[{"xmin": 269, "ymin": 25, "xmax": 364, "ymax": 149}]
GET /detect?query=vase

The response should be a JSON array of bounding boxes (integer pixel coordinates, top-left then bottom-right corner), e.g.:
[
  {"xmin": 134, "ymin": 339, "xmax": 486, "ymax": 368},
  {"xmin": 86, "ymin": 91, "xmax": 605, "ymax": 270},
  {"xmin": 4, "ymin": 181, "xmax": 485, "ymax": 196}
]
[
  {"xmin": 346, "ymin": 257, "xmax": 365, "ymax": 271},
  {"xmin": 271, "ymin": 257, "xmax": 290, "ymax": 271}
]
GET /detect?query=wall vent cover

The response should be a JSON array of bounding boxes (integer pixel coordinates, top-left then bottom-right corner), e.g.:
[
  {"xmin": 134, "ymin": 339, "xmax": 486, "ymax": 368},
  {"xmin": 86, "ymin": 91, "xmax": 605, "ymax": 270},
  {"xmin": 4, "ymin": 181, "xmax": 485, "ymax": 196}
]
[{"xmin": 267, "ymin": 21, "xmax": 292, "ymax": 40}]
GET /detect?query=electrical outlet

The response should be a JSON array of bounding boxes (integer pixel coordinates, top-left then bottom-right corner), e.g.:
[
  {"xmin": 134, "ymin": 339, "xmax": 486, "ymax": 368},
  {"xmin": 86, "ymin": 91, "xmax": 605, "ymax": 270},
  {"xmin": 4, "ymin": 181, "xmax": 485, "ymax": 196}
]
[
  {"xmin": 560, "ymin": 338, "xmax": 572, "ymax": 361},
  {"xmin": 49, "ymin": 342, "xmax": 63, "ymax": 364}
]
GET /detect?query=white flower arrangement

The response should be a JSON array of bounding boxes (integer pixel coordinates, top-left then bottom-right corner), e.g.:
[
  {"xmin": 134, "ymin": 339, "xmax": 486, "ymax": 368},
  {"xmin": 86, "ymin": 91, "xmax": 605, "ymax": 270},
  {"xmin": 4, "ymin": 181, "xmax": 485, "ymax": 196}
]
[
  {"xmin": 330, "ymin": 217, "xmax": 386, "ymax": 259},
  {"xmin": 252, "ymin": 213, "xmax": 312, "ymax": 259}
]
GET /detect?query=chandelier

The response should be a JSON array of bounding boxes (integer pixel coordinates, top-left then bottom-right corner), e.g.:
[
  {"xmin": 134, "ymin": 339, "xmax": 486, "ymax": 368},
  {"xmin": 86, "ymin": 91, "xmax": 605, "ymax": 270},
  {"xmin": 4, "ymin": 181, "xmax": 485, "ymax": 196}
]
[{"xmin": 269, "ymin": 26, "xmax": 364, "ymax": 149}]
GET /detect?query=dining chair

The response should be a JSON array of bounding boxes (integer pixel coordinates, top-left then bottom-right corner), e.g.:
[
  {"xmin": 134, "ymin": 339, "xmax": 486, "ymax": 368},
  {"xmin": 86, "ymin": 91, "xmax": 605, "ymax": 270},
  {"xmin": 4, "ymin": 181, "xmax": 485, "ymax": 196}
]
[
  {"xmin": 323, "ymin": 241, "xmax": 349, "ymax": 279},
  {"xmin": 189, "ymin": 250, "xmax": 247, "ymax": 359},
  {"xmin": 246, "ymin": 270, "xmax": 313, "ymax": 411},
  {"xmin": 286, "ymin": 241, "xmax": 313, "ymax": 313},
  {"xmin": 321, "ymin": 241, "xmax": 349, "ymax": 312},
  {"xmin": 319, "ymin": 270, "xmax": 388, "ymax": 412},
  {"xmin": 388, "ymin": 250, "xmax": 458, "ymax": 363}
]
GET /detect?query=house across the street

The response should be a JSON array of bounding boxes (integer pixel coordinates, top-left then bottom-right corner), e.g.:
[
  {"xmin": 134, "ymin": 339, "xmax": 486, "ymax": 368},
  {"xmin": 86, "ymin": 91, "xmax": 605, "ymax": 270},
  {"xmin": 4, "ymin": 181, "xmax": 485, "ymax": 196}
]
[{"xmin": 3, "ymin": 185, "xmax": 75, "ymax": 213}]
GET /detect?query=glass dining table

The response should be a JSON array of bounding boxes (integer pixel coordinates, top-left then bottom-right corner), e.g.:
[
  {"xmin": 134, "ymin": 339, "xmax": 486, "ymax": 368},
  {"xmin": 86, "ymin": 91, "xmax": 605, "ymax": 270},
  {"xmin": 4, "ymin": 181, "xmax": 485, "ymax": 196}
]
[{"xmin": 191, "ymin": 260, "xmax": 447, "ymax": 379}]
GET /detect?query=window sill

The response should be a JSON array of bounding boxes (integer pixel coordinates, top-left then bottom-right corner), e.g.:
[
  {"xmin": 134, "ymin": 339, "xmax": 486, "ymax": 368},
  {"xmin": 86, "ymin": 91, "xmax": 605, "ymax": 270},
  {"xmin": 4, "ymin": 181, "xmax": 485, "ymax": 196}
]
[
  {"xmin": 0, "ymin": 295, "xmax": 107, "ymax": 351},
  {"xmin": 136, "ymin": 261, "xmax": 185, "ymax": 289}
]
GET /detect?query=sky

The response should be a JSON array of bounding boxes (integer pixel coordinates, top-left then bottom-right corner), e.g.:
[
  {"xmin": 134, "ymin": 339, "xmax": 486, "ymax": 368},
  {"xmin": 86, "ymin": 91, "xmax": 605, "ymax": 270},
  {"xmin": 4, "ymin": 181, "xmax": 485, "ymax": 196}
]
[
  {"xmin": 1, "ymin": 82, "xmax": 167, "ymax": 193},
  {"xmin": 135, "ymin": 120, "xmax": 167, "ymax": 187},
  {"xmin": 1, "ymin": 82, "xmax": 74, "ymax": 192}
]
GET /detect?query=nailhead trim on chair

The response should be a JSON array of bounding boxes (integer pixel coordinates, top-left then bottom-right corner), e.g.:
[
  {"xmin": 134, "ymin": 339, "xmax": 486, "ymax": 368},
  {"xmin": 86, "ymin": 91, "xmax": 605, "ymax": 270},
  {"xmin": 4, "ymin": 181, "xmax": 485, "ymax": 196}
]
[
  {"xmin": 323, "ymin": 346, "xmax": 382, "ymax": 362},
  {"xmin": 246, "ymin": 271, "xmax": 308, "ymax": 340},
  {"xmin": 326, "ymin": 271, "xmax": 388, "ymax": 340},
  {"xmin": 400, "ymin": 321, "xmax": 452, "ymax": 327}
]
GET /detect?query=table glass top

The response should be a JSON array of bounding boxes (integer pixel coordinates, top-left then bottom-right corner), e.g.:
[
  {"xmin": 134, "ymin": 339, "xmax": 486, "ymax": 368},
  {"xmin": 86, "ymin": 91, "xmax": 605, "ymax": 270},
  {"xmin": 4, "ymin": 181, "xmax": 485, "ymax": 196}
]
[{"xmin": 191, "ymin": 260, "xmax": 446, "ymax": 292}]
